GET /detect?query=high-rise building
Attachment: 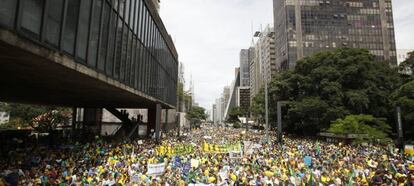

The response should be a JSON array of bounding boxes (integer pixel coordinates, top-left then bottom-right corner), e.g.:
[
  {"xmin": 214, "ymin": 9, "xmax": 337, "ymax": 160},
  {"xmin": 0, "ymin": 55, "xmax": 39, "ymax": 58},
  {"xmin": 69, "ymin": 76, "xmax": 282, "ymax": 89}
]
[
  {"xmin": 151, "ymin": 0, "xmax": 160, "ymax": 12},
  {"xmin": 178, "ymin": 62, "xmax": 185, "ymax": 85},
  {"xmin": 249, "ymin": 25, "xmax": 276, "ymax": 101},
  {"xmin": 237, "ymin": 87, "xmax": 250, "ymax": 111},
  {"xmin": 273, "ymin": 0, "xmax": 397, "ymax": 70},
  {"xmin": 215, "ymin": 98, "xmax": 223, "ymax": 123},
  {"xmin": 212, "ymin": 104, "xmax": 217, "ymax": 124},
  {"xmin": 240, "ymin": 49, "xmax": 250, "ymax": 87},
  {"xmin": 249, "ymin": 46, "xmax": 258, "ymax": 104}
]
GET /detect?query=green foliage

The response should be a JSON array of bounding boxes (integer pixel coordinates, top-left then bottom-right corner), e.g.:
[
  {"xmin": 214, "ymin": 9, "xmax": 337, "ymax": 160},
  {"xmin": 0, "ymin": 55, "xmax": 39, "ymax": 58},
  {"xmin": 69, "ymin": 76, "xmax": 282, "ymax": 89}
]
[
  {"xmin": 186, "ymin": 106, "xmax": 207, "ymax": 121},
  {"xmin": 31, "ymin": 110, "xmax": 70, "ymax": 132},
  {"xmin": 226, "ymin": 107, "xmax": 247, "ymax": 124},
  {"xmin": 250, "ymin": 89, "xmax": 265, "ymax": 121},
  {"xmin": 0, "ymin": 102, "xmax": 70, "ymax": 130},
  {"xmin": 328, "ymin": 115, "xmax": 391, "ymax": 143},
  {"xmin": 252, "ymin": 48, "xmax": 401, "ymax": 135},
  {"xmin": 226, "ymin": 107, "xmax": 242, "ymax": 123},
  {"xmin": 6, "ymin": 103, "xmax": 55, "ymax": 123},
  {"xmin": 399, "ymin": 51, "xmax": 414, "ymax": 74},
  {"xmin": 392, "ymin": 80, "xmax": 414, "ymax": 139},
  {"xmin": 0, "ymin": 118, "xmax": 30, "ymax": 129},
  {"xmin": 232, "ymin": 122, "xmax": 241, "ymax": 128}
]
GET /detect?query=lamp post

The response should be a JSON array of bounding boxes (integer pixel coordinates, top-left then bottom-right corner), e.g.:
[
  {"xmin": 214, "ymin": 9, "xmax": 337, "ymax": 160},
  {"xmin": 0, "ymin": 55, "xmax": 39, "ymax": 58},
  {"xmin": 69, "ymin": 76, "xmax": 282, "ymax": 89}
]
[{"xmin": 396, "ymin": 106, "xmax": 404, "ymax": 153}]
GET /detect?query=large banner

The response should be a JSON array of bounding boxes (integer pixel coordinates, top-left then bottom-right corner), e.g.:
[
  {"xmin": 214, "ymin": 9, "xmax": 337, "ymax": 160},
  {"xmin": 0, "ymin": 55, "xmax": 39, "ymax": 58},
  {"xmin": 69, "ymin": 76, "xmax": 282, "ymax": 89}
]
[
  {"xmin": 202, "ymin": 142, "xmax": 242, "ymax": 154},
  {"xmin": 147, "ymin": 163, "xmax": 166, "ymax": 176},
  {"xmin": 155, "ymin": 144, "xmax": 194, "ymax": 156}
]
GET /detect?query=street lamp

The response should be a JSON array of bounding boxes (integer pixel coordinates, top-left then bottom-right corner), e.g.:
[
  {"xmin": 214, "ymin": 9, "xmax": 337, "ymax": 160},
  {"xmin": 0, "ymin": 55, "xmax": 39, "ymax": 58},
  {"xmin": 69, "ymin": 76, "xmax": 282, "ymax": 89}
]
[{"xmin": 396, "ymin": 106, "xmax": 404, "ymax": 153}]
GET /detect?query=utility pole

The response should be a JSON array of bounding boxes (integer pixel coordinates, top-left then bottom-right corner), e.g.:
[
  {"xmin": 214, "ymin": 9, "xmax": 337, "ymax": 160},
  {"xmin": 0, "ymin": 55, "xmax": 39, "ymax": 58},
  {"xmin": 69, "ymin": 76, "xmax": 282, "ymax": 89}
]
[
  {"xmin": 396, "ymin": 106, "xmax": 404, "ymax": 153},
  {"xmin": 264, "ymin": 75, "xmax": 269, "ymax": 143}
]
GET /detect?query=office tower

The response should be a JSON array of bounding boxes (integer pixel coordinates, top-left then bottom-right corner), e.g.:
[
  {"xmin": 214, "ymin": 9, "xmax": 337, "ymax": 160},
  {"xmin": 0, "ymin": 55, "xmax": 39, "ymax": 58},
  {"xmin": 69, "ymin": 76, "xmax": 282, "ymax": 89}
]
[
  {"xmin": 240, "ymin": 49, "xmax": 250, "ymax": 87},
  {"xmin": 249, "ymin": 25, "xmax": 276, "ymax": 101},
  {"xmin": 273, "ymin": 0, "xmax": 397, "ymax": 70}
]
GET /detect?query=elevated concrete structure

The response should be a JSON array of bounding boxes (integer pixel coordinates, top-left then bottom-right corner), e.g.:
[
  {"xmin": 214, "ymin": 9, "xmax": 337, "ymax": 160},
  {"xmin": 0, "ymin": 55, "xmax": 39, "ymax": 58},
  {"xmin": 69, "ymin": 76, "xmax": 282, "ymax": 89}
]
[{"xmin": 0, "ymin": 0, "xmax": 179, "ymax": 140}]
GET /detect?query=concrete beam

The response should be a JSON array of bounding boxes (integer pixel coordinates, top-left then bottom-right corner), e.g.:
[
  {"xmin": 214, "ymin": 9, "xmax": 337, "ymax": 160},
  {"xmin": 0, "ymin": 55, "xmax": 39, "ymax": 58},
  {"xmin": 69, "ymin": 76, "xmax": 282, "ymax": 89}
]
[{"xmin": 0, "ymin": 29, "xmax": 175, "ymax": 109}]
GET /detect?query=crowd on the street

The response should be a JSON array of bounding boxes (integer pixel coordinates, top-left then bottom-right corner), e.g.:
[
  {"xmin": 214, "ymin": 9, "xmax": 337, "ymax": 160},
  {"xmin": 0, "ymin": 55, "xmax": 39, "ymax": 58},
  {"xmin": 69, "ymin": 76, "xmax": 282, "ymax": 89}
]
[{"xmin": 0, "ymin": 125, "xmax": 413, "ymax": 186}]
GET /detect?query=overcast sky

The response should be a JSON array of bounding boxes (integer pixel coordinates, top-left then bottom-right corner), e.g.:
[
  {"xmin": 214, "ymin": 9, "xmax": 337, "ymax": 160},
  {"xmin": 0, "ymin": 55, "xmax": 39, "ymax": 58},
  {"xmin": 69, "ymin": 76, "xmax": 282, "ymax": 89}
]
[{"xmin": 160, "ymin": 0, "xmax": 414, "ymax": 110}]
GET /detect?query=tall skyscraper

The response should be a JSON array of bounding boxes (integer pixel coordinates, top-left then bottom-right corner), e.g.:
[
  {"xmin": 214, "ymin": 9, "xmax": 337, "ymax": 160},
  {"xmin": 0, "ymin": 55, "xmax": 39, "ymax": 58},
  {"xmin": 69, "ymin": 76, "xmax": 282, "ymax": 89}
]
[
  {"xmin": 249, "ymin": 25, "xmax": 276, "ymax": 102},
  {"xmin": 273, "ymin": 0, "xmax": 397, "ymax": 70},
  {"xmin": 240, "ymin": 49, "xmax": 250, "ymax": 87},
  {"xmin": 212, "ymin": 104, "xmax": 217, "ymax": 124}
]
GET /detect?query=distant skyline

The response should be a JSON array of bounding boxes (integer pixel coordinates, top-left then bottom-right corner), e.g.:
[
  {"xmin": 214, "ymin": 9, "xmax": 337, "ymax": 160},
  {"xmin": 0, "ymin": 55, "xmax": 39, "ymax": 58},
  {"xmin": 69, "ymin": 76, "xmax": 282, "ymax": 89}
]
[{"xmin": 160, "ymin": 0, "xmax": 414, "ymax": 109}]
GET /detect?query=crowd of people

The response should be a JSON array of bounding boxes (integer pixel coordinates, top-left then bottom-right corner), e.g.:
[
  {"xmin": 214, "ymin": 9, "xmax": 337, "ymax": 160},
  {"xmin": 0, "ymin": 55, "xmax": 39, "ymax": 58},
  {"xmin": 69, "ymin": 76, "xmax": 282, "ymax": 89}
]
[{"xmin": 0, "ymin": 125, "xmax": 413, "ymax": 186}]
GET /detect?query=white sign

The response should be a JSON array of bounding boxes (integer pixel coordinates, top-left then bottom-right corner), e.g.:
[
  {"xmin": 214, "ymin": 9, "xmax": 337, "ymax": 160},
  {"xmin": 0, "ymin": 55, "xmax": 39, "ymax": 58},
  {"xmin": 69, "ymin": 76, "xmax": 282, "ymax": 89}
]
[
  {"xmin": 147, "ymin": 163, "xmax": 165, "ymax": 176},
  {"xmin": 203, "ymin": 136, "xmax": 212, "ymax": 140},
  {"xmin": 243, "ymin": 141, "xmax": 254, "ymax": 155},
  {"xmin": 137, "ymin": 140, "xmax": 143, "ymax": 145},
  {"xmin": 191, "ymin": 159, "xmax": 200, "ymax": 168}
]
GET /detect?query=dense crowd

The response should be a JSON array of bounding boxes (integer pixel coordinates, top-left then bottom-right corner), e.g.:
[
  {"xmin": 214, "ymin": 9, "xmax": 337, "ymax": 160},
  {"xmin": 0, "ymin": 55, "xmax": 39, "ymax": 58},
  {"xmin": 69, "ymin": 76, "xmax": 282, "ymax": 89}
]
[{"xmin": 0, "ymin": 125, "xmax": 413, "ymax": 186}]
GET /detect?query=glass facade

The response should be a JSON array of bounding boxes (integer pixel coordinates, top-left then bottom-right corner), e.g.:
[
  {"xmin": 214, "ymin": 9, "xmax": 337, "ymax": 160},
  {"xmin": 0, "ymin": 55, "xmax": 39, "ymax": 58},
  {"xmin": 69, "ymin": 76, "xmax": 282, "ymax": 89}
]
[
  {"xmin": 0, "ymin": 0, "xmax": 178, "ymax": 106},
  {"xmin": 274, "ymin": 0, "xmax": 397, "ymax": 70}
]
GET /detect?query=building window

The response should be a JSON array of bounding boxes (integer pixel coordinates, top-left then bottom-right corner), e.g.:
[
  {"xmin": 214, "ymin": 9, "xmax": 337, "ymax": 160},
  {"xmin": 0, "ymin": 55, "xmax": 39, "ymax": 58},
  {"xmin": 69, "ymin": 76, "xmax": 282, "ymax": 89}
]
[
  {"xmin": 120, "ymin": 23, "xmax": 128, "ymax": 82},
  {"xmin": 21, "ymin": 0, "xmax": 44, "ymax": 36},
  {"xmin": 45, "ymin": 0, "xmax": 64, "ymax": 47},
  {"xmin": 106, "ymin": 10, "xmax": 117, "ymax": 76},
  {"xmin": 119, "ymin": 0, "xmax": 125, "ymax": 18},
  {"xmin": 134, "ymin": 0, "xmax": 140, "ymax": 34},
  {"xmin": 76, "ymin": 0, "xmax": 92, "ymax": 60},
  {"xmin": 114, "ymin": 17, "xmax": 123, "ymax": 79},
  {"xmin": 0, "ymin": 0, "xmax": 18, "ymax": 28},
  {"xmin": 87, "ymin": 0, "xmax": 102, "ymax": 67},
  {"xmin": 99, "ymin": 2, "xmax": 111, "ymax": 71},
  {"xmin": 137, "ymin": 1, "xmax": 144, "ymax": 40},
  {"xmin": 62, "ymin": 0, "xmax": 80, "ymax": 54}
]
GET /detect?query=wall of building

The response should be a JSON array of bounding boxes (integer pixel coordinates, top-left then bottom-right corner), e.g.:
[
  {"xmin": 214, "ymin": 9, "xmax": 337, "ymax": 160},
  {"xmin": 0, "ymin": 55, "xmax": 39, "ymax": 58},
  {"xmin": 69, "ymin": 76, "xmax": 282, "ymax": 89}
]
[
  {"xmin": 0, "ymin": 0, "xmax": 178, "ymax": 107},
  {"xmin": 274, "ymin": 0, "xmax": 397, "ymax": 70},
  {"xmin": 240, "ymin": 49, "xmax": 250, "ymax": 87}
]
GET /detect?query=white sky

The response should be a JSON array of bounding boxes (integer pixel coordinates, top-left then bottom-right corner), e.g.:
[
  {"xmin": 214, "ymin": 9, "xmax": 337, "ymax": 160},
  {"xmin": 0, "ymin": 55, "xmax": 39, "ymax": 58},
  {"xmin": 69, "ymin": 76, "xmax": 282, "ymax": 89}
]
[{"xmin": 160, "ymin": 0, "xmax": 414, "ymax": 110}]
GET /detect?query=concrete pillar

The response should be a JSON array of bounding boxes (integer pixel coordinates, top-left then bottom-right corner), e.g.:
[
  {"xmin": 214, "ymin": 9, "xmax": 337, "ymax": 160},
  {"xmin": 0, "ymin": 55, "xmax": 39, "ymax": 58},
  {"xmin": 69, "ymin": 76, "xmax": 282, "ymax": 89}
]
[
  {"xmin": 83, "ymin": 108, "xmax": 103, "ymax": 138},
  {"xmin": 164, "ymin": 109, "xmax": 169, "ymax": 133},
  {"xmin": 71, "ymin": 107, "xmax": 77, "ymax": 139},
  {"xmin": 148, "ymin": 108, "xmax": 156, "ymax": 137},
  {"xmin": 148, "ymin": 104, "xmax": 161, "ymax": 142},
  {"xmin": 155, "ymin": 104, "xmax": 161, "ymax": 143}
]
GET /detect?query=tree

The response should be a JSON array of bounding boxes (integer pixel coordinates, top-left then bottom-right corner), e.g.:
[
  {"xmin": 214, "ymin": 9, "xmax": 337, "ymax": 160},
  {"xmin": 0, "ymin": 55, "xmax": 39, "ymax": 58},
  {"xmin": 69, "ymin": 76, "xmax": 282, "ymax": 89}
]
[
  {"xmin": 5, "ymin": 103, "xmax": 55, "ymax": 123},
  {"xmin": 327, "ymin": 115, "xmax": 391, "ymax": 143},
  {"xmin": 252, "ymin": 48, "xmax": 401, "ymax": 135},
  {"xmin": 186, "ymin": 106, "xmax": 207, "ymax": 121},
  {"xmin": 0, "ymin": 118, "xmax": 30, "ymax": 129},
  {"xmin": 250, "ymin": 89, "xmax": 265, "ymax": 122},
  {"xmin": 392, "ymin": 80, "xmax": 414, "ymax": 139},
  {"xmin": 226, "ymin": 107, "xmax": 242, "ymax": 124},
  {"xmin": 399, "ymin": 51, "xmax": 414, "ymax": 75},
  {"xmin": 30, "ymin": 110, "xmax": 70, "ymax": 133},
  {"xmin": 0, "ymin": 102, "xmax": 70, "ymax": 129}
]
